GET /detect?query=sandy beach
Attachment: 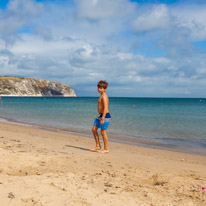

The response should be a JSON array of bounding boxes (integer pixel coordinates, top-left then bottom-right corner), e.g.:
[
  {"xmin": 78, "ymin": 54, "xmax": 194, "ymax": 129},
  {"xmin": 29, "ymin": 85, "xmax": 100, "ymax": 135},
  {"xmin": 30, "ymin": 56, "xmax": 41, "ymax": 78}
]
[{"xmin": 0, "ymin": 122, "xmax": 206, "ymax": 206}]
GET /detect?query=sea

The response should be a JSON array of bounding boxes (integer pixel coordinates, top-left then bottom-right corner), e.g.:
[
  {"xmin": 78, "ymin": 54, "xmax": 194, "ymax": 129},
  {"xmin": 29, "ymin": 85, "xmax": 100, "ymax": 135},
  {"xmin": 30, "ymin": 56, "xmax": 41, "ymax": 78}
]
[{"xmin": 0, "ymin": 97, "xmax": 206, "ymax": 155}]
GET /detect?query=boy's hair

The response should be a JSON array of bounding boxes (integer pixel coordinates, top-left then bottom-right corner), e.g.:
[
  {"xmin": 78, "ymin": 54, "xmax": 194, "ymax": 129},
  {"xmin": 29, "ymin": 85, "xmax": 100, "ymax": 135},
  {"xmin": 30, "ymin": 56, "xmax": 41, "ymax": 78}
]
[{"xmin": 97, "ymin": 80, "xmax": 108, "ymax": 89}]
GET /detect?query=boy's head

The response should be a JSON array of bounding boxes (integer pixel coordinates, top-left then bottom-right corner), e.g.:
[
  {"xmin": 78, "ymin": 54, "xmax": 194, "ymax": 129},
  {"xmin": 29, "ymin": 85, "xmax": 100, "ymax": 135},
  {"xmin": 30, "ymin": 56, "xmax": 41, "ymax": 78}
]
[{"xmin": 97, "ymin": 80, "xmax": 108, "ymax": 89}]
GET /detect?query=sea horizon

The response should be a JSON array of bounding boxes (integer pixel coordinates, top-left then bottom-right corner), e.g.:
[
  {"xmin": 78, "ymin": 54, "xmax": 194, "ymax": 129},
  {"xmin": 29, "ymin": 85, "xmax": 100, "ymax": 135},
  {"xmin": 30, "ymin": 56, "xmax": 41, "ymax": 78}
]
[{"xmin": 1, "ymin": 95, "xmax": 206, "ymax": 98}]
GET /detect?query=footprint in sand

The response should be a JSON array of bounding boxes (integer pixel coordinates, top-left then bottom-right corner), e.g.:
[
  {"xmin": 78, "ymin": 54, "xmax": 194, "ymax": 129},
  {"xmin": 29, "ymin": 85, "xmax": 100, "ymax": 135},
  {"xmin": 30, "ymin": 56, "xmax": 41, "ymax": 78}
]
[
  {"xmin": 21, "ymin": 198, "xmax": 38, "ymax": 204},
  {"xmin": 11, "ymin": 139, "xmax": 20, "ymax": 142},
  {"xmin": 39, "ymin": 161, "xmax": 46, "ymax": 166},
  {"xmin": 8, "ymin": 192, "xmax": 15, "ymax": 199}
]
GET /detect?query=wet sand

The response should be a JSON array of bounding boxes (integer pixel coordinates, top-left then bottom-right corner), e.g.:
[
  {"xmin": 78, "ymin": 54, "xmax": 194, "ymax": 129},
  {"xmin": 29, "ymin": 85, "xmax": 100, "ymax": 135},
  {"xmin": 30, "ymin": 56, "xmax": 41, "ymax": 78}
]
[{"xmin": 0, "ymin": 122, "xmax": 206, "ymax": 205}]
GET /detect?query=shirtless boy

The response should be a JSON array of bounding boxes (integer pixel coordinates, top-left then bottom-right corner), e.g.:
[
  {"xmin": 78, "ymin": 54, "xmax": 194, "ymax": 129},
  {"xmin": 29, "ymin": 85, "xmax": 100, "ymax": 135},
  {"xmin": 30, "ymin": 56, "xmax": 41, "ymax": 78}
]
[{"xmin": 91, "ymin": 80, "xmax": 111, "ymax": 153}]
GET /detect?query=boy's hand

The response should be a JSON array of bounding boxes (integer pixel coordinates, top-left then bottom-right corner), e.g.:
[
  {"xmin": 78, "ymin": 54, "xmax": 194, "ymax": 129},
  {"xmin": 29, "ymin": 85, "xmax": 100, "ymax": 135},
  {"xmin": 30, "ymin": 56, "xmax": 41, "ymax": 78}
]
[{"xmin": 100, "ymin": 119, "xmax": 104, "ymax": 125}]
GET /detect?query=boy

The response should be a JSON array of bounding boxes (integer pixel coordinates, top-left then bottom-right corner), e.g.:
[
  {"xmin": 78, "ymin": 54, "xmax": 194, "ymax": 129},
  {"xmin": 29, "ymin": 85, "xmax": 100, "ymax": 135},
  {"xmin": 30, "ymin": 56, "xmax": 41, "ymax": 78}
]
[{"xmin": 91, "ymin": 80, "xmax": 111, "ymax": 153}]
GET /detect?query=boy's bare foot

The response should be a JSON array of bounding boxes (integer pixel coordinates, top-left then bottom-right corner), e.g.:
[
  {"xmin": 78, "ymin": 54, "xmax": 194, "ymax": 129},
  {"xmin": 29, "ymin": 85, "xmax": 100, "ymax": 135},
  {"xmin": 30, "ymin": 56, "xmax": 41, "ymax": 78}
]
[
  {"xmin": 90, "ymin": 146, "xmax": 101, "ymax": 151},
  {"xmin": 98, "ymin": 149, "xmax": 109, "ymax": 154}
]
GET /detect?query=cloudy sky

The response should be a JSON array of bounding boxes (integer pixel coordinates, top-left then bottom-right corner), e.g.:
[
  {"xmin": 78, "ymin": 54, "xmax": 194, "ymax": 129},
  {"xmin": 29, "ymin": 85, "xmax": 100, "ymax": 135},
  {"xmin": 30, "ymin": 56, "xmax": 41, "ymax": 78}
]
[{"xmin": 0, "ymin": 0, "xmax": 206, "ymax": 97}]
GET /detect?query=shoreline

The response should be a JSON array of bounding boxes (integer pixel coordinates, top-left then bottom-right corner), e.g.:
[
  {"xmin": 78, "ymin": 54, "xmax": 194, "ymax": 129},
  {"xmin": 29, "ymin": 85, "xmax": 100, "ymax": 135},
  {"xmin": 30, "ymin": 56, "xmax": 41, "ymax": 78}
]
[
  {"xmin": 0, "ymin": 115, "xmax": 206, "ymax": 157},
  {"xmin": 0, "ymin": 121, "xmax": 206, "ymax": 205}
]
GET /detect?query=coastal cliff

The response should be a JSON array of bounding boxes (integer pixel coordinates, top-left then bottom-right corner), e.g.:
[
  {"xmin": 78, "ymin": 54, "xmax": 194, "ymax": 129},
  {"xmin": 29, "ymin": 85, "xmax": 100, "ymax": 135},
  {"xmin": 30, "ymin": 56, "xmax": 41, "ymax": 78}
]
[{"xmin": 0, "ymin": 76, "xmax": 76, "ymax": 97}]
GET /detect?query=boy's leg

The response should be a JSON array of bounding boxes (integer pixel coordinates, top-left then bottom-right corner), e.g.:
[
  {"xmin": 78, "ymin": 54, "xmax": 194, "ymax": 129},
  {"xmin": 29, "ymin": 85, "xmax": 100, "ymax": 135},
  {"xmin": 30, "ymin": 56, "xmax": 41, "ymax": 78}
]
[
  {"xmin": 90, "ymin": 126, "xmax": 101, "ymax": 151},
  {"xmin": 99, "ymin": 129, "xmax": 109, "ymax": 153}
]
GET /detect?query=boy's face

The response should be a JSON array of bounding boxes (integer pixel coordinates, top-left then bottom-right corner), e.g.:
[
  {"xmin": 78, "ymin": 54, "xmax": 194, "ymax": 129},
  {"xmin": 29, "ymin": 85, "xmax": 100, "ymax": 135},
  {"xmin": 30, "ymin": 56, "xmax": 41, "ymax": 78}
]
[{"xmin": 98, "ymin": 86, "xmax": 107, "ymax": 94}]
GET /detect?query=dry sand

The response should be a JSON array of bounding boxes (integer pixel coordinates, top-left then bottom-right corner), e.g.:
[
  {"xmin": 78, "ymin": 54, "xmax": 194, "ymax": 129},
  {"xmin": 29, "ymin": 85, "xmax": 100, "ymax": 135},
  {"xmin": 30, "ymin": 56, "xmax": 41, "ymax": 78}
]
[{"xmin": 0, "ymin": 122, "xmax": 206, "ymax": 206}]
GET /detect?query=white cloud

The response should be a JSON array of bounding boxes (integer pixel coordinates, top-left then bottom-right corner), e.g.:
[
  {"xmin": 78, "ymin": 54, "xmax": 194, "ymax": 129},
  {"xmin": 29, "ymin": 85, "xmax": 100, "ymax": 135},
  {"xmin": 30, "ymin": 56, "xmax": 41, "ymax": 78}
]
[
  {"xmin": 172, "ymin": 4, "xmax": 206, "ymax": 41},
  {"xmin": 11, "ymin": 35, "xmax": 77, "ymax": 57},
  {"xmin": 132, "ymin": 4, "xmax": 170, "ymax": 32},
  {"xmin": 0, "ymin": 0, "xmax": 43, "ymax": 38},
  {"xmin": 76, "ymin": 0, "xmax": 136, "ymax": 20}
]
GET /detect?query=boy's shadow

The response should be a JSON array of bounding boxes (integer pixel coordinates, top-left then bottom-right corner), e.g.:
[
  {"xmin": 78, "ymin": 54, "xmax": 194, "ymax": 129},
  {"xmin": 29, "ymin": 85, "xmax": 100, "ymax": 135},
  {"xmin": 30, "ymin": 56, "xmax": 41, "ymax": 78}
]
[{"xmin": 65, "ymin": 145, "xmax": 91, "ymax": 152}]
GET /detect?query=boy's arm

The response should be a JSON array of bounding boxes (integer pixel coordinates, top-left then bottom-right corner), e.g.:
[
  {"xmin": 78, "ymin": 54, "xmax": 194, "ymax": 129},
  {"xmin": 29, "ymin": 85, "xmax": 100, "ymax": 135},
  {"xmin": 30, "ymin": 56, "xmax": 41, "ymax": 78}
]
[{"xmin": 100, "ymin": 95, "xmax": 108, "ymax": 123}]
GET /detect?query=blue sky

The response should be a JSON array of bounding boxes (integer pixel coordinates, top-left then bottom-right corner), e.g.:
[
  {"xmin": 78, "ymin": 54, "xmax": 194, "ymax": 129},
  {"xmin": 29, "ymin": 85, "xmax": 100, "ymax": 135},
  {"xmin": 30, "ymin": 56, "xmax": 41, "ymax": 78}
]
[
  {"xmin": 0, "ymin": 1, "xmax": 9, "ymax": 9},
  {"xmin": 0, "ymin": 0, "xmax": 206, "ymax": 97}
]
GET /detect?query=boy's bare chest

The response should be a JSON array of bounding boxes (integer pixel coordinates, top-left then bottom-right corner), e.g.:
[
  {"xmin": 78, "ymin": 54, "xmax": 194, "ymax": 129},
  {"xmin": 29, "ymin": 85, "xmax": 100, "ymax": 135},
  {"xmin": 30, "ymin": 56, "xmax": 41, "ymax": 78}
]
[{"xmin": 98, "ymin": 97, "xmax": 103, "ymax": 105}]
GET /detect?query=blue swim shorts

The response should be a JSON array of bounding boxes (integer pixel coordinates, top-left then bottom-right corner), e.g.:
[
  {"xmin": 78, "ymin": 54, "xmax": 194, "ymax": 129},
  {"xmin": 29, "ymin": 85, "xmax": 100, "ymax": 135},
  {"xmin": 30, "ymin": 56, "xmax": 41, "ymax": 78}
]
[{"xmin": 93, "ymin": 113, "xmax": 111, "ymax": 130}]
